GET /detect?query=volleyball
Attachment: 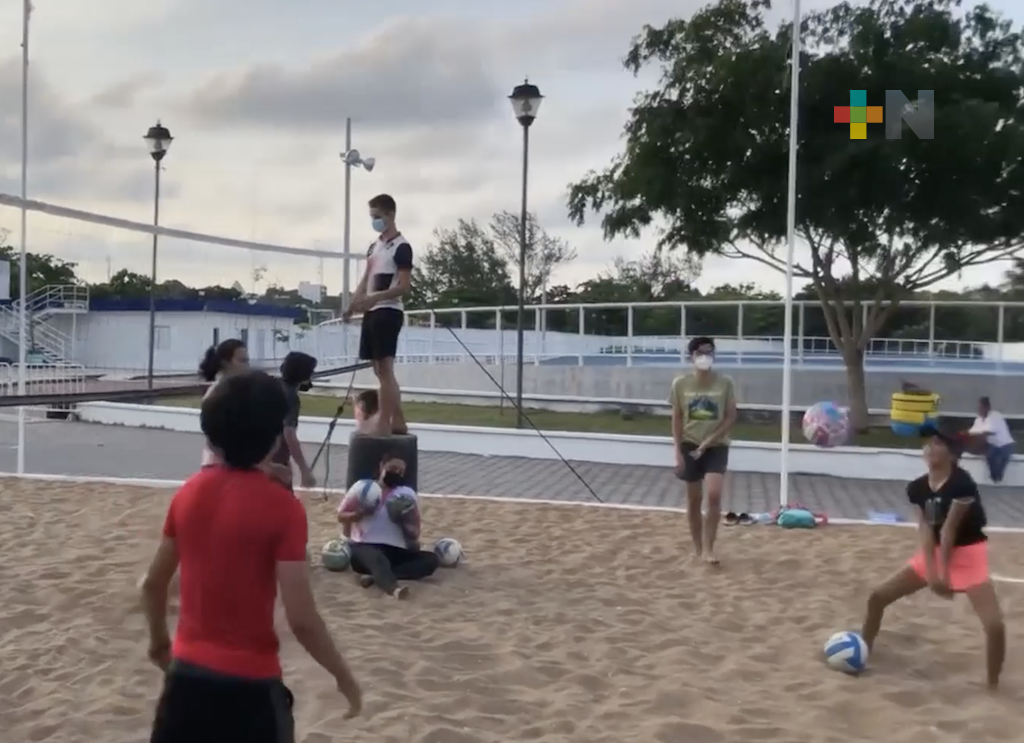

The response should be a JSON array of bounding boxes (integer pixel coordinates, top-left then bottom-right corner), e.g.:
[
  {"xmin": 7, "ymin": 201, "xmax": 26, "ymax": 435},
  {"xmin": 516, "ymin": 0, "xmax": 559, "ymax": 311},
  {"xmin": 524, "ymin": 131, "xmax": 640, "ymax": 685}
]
[
  {"xmin": 823, "ymin": 631, "xmax": 869, "ymax": 674},
  {"xmin": 320, "ymin": 539, "xmax": 351, "ymax": 572},
  {"xmin": 347, "ymin": 479, "xmax": 382, "ymax": 512},
  {"xmin": 802, "ymin": 401, "xmax": 850, "ymax": 448},
  {"xmin": 433, "ymin": 537, "xmax": 463, "ymax": 568}
]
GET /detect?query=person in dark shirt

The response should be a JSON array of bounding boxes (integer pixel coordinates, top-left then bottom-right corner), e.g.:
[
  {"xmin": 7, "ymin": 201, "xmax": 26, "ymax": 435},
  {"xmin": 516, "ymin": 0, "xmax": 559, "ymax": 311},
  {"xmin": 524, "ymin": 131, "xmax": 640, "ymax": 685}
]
[
  {"xmin": 861, "ymin": 422, "xmax": 1006, "ymax": 689},
  {"xmin": 140, "ymin": 371, "xmax": 362, "ymax": 742},
  {"xmin": 272, "ymin": 351, "xmax": 317, "ymax": 490}
]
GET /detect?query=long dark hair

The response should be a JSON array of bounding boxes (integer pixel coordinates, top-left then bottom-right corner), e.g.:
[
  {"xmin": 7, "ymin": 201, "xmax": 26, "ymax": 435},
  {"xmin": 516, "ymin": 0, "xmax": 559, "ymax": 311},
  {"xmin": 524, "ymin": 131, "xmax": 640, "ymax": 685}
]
[{"xmin": 199, "ymin": 339, "xmax": 246, "ymax": 382}]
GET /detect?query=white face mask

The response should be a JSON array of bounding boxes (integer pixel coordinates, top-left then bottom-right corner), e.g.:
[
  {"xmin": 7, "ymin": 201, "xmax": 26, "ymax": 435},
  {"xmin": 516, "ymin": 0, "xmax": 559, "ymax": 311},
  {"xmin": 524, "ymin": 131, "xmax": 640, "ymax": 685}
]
[{"xmin": 694, "ymin": 354, "xmax": 714, "ymax": 371}]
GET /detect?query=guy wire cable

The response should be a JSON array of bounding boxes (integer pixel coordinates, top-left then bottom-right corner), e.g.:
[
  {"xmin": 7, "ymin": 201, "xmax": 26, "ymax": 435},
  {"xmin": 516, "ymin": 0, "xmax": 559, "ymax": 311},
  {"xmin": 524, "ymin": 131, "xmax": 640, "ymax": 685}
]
[
  {"xmin": 432, "ymin": 314, "xmax": 606, "ymax": 504},
  {"xmin": 308, "ymin": 368, "xmax": 359, "ymax": 499}
]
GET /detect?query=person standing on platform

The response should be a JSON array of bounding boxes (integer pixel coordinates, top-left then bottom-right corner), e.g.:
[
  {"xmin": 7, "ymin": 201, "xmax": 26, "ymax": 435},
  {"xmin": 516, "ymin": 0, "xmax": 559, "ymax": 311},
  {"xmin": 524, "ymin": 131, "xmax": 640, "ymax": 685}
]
[
  {"xmin": 670, "ymin": 336, "xmax": 737, "ymax": 566},
  {"xmin": 968, "ymin": 396, "xmax": 1015, "ymax": 483},
  {"xmin": 344, "ymin": 193, "xmax": 412, "ymax": 437}
]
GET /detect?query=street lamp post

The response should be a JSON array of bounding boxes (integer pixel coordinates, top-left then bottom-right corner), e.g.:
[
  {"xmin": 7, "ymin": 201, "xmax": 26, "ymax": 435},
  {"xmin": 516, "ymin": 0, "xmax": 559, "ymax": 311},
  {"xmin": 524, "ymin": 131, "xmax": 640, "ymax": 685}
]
[
  {"xmin": 143, "ymin": 121, "xmax": 172, "ymax": 389},
  {"xmin": 508, "ymin": 80, "xmax": 543, "ymax": 428},
  {"xmin": 340, "ymin": 121, "xmax": 375, "ymax": 317}
]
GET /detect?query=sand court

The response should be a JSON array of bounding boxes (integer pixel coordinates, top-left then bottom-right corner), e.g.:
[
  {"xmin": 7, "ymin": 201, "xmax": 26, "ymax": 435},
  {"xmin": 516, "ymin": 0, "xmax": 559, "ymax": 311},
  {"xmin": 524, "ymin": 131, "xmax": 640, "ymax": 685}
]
[{"xmin": 1, "ymin": 479, "xmax": 1023, "ymax": 743}]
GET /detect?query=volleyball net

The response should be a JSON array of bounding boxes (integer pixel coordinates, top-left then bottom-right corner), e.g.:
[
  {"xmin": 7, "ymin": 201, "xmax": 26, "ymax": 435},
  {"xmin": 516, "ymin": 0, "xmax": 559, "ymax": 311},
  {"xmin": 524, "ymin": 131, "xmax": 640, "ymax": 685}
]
[{"xmin": 0, "ymin": 191, "xmax": 371, "ymax": 478}]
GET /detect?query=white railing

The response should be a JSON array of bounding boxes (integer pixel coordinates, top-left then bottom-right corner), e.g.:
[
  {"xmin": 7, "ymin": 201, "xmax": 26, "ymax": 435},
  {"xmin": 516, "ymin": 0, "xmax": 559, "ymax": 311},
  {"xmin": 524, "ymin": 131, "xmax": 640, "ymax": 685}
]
[
  {"xmin": 0, "ymin": 304, "xmax": 73, "ymax": 362},
  {"xmin": 0, "ymin": 284, "xmax": 88, "ymax": 364},
  {"xmin": 312, "ymin": 299, "xmax": 1024, "ymax": 369},
  {"xmin": 0, "ymin": 362, "xmax": 87, "ymax": 413},
  {"xmin": 23, "ymin": 284, "xmax": 89, "ymax": 315}
]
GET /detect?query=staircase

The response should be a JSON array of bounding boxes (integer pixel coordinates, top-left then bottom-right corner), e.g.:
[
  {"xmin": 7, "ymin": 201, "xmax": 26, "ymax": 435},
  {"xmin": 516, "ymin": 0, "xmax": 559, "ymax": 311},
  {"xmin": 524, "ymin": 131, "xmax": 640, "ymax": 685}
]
[{"xmin": 0, "ymin": 285, "xmax": 89, "ymax": 364}]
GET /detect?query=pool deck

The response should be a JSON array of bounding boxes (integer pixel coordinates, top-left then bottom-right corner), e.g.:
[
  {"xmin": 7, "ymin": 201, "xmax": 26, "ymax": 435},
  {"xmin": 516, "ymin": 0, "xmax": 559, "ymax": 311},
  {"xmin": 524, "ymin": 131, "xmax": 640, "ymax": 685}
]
[{"xmin": 1, "ymin": 420, "xmax": 1022, "ymax": 527}]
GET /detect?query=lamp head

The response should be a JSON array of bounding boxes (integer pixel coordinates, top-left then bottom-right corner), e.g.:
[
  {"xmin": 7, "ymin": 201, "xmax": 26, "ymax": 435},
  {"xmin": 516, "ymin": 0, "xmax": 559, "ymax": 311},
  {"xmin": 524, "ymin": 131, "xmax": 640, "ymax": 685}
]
[
  {"xmin": 144, "ymin": 121, "xmax": 173, "ymax": 162},
  {"xmin": 509, "ymin": 79, "xmax": 543, "ymax": 127},
  {"xmin": 362, "ymin": 156, "xmax": 375, "ymax": 172}
]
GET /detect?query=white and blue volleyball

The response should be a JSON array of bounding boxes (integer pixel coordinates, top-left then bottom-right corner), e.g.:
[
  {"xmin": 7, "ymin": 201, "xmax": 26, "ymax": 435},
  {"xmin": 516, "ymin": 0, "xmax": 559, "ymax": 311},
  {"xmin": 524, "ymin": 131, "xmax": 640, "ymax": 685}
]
[
  {"xmin": 433, "ymin": 537, "xmax": 462, "ymax": 568},
  {"xmin": 823, "ymin": 631, "xmax": 869, "ymax": 674},
  {"xmin": 346, "ymin": 479, "xmax": 382, "ymax": 512},
  {"xmin": 320, "ymin": 539, "xmax": 351, "ymax": 572}
]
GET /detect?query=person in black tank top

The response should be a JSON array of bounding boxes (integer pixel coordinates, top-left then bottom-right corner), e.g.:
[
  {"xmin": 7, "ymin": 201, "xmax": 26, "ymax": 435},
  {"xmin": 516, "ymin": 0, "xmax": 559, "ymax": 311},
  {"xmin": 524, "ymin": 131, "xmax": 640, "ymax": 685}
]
[{"xmin": 860, "ymin": 422, "xmax": 1006, "ymax": 689}]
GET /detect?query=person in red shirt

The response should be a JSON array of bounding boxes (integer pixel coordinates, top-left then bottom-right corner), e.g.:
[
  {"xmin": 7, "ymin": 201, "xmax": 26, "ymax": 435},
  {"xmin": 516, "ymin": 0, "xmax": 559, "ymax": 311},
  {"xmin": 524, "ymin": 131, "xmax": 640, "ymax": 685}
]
[{"xmin": 140, "ymin": 371, "xmax": 362, "ymax": 743}]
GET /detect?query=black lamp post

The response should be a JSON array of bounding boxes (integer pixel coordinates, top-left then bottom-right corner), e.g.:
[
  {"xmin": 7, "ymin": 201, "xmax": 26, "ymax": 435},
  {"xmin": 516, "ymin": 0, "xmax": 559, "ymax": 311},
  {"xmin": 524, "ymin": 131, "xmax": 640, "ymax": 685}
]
[
  {"xmin": 508, "ymin": 79, "xmax": 543, "ymax": 428},
  {"xmin": 143, "ymin": 121, "xmax": 172, "ymax": 389}
]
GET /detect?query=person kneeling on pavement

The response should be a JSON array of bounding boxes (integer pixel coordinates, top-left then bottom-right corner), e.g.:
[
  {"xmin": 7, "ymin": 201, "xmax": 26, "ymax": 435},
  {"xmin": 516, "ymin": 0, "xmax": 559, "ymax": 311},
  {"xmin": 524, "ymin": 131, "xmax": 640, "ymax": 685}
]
[{"xmin": 337, "ymin": 453, "xmax": 439, "ymax": 599}]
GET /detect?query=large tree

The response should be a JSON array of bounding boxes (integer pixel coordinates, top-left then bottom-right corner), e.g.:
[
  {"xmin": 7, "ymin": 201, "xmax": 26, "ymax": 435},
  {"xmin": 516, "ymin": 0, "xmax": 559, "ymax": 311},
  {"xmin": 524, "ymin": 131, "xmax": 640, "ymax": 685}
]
[
  {"xmin": 567, "ymin": 0, "xmax": 1024, "ymax": 430},
  {"xmin": 488, "ymin": 211, "xmax": 578, "ymax": 300},
  {"xmin": 407, "ymin": 219, "xmax": 516, "ymax": 326}
]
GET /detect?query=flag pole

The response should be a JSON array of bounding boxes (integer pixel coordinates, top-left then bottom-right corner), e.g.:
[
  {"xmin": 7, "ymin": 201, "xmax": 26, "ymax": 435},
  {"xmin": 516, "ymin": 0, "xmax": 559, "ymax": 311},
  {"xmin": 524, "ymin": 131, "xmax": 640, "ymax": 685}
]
[
  {"xmin": 17, "ymin": 0, "xmax": 32, "ymax": 475},
  {"xmin": 779, "ymin": 0, "xmax": 802, "ymax": 507}
]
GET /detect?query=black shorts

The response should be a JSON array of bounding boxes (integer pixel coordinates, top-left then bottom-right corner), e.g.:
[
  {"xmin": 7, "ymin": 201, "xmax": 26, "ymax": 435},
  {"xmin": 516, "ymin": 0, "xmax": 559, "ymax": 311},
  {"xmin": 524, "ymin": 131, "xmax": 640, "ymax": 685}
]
[
  {"xmin": 150, "ymin": 663, "xmax": 295, "ymax": 743},
  {"xmin": 677, "ymin": 442, "xmax": 729, "ymax": 483},
  {"xmin": 359, "ymin": 307, "xmax": 404, "ymax": 361}
]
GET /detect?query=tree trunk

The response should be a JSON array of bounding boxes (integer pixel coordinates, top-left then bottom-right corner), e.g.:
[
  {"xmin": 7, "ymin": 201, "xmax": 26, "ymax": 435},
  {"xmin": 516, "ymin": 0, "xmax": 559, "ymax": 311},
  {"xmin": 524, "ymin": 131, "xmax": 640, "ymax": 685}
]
[{"xmin": 843, "ymin": 347, "xmax": 871, "ymax": 434}]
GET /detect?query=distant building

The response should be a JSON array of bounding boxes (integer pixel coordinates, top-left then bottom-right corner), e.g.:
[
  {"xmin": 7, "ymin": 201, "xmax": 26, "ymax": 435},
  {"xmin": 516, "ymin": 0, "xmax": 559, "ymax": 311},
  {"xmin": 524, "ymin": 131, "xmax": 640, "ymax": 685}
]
[{"xmin": 298, "ymin": 281, "xmax": 326, "ymax": 304}]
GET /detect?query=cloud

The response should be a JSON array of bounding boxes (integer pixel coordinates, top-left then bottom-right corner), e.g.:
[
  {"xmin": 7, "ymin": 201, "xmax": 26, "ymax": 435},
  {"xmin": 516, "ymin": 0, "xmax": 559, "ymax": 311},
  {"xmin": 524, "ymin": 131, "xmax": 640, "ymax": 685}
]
[
  {"xmin": 89, "ymin": 73, "xmax": 165, "ymax": 110},
  {"xmin": 0, "ymin": 57, "xmax": 174, "ymax": 207},
  {"xmin": 180, "ymin": 16, "xmax": 503, "ymax": 134}
]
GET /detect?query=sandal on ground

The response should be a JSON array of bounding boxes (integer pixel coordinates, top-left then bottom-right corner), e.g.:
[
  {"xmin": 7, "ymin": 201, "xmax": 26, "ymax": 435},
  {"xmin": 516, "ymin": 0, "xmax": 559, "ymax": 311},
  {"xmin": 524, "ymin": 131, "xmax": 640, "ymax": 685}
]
[{"xmin": 724, "ymin": 512, "xmax": 740, "ymax": 526}]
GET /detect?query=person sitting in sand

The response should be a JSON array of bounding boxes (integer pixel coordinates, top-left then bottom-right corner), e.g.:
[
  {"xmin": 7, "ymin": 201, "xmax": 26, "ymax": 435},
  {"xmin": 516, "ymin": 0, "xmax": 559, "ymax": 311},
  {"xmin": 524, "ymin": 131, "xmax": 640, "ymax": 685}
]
[
  {"xmin": 352, "ymin": 389, "xmax": 381, "ymax": 435},
  {"xmin": 338, "ymin": 453, "xmax": 439, "ymax": 599},
  {"xmin": 140, "ymin": 371, "xmax": 362, "ymax": 741},
  {"xmin": 861, "ymin": 421, "xmax": 1005, "ymax": 690}
]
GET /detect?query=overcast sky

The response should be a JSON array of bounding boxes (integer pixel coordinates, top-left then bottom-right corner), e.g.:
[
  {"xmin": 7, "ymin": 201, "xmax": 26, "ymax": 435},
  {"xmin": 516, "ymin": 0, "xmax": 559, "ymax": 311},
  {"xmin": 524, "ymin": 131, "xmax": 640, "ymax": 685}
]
[{"xmin": 0, "ymin": 0, "xmax": 1019, "ymax": 297}]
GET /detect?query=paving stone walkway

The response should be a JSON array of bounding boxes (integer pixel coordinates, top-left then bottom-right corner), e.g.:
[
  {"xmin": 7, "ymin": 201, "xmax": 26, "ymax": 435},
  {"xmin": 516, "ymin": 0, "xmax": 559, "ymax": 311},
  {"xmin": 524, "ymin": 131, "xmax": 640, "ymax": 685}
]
[{"xmin": 0, "ymin": 420, "xmax": 1022, "ymax": 526}]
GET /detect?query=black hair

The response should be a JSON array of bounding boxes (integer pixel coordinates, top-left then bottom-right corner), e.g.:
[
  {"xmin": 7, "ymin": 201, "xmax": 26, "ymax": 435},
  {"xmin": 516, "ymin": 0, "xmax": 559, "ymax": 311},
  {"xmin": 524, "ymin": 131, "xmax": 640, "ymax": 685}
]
[
  {"xmin": 920, "ymin": 420, "xmax": 966, "ymax": 460},
  {"xmin": 199, "ymin": 339, "xmax": 246, "ymax": 382},
  {"xmin": 979, "ymin": 396, "xmax": 992, "ymax": 409},
  {"xmin": 356, "ymin": 389, "xmax": 379, "ymax": 416},
  {"xmin": 368, "ymin": 193, "xmax": 397, "ymax": 215},
  {"xmin": 687, "ymin": 336, "xmax": 715, "ymax": 356},
  {"xmin": 280, "ymin": 351, "xmax": 318, "ymax": 388},
  {"xmin": 200, "ymin": 371, "xmax": 288, "ymax": 469}
]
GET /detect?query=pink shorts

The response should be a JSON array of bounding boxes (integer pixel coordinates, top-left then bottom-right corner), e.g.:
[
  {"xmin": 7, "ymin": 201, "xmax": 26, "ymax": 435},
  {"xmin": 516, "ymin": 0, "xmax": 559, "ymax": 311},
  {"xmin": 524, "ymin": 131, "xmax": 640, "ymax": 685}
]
[{"xmin": 908, "ymin": 541, "xmax": 990, "ymax": 591}]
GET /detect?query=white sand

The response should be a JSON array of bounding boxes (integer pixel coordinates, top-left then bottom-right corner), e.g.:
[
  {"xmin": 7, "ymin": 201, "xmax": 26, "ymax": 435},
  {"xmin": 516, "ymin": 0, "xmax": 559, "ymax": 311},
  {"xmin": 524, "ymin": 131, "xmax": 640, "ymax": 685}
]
[{"xmin": 0, "ymin": 480, "xmax": 1022, "ymax": 742}]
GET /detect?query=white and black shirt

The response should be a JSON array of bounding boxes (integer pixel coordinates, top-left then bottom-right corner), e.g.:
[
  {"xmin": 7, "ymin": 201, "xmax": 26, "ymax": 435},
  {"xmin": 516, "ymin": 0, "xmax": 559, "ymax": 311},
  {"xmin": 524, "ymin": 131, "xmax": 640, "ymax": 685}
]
[{"xmin": 366, "ymin": 234, "xmax": 413, "ymax": 312}]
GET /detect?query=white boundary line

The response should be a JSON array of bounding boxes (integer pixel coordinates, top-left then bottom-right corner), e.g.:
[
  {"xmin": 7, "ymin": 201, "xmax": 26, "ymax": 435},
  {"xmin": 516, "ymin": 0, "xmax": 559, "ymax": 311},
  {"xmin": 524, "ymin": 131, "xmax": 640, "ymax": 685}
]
[{"xmin": 3, "ymin": 471, "xmax": 1024, "ymax": 536}]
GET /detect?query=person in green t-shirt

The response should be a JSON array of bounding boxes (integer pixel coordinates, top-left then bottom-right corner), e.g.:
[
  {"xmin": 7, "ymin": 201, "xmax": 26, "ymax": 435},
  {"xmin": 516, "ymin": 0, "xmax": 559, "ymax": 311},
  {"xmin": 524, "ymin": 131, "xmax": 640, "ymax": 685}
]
[{"xmin": 669, "ymin": 336, "xmax": 737, "ymax": 565}]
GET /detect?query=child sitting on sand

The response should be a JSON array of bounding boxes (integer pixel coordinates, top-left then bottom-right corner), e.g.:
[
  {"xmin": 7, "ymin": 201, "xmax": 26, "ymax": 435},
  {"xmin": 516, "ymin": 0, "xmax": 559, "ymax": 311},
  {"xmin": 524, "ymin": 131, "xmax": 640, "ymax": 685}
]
[{"xmin": 353, "ymin": 389, "xmax": 380, "ymax": 435}]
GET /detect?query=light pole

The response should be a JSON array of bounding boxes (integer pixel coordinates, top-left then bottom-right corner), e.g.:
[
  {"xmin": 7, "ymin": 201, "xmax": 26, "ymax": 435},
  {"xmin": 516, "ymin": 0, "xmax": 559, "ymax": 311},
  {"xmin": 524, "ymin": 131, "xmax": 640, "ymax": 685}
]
[
  {"xmin": 144, "ymin": 121, "xmax": 172, "ymax": 389},
  {"xmin": 340, "ymin": 120, "xmax": 375, "ymax": 315},
  {"xmin": 509, "ymin": 80, "xmax": 543, "ymax": 428}
]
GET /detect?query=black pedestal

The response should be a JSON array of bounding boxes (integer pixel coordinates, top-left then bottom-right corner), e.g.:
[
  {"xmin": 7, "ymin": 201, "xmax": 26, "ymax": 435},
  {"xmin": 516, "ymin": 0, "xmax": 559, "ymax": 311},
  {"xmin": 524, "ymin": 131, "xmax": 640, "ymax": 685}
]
[{"xmin": 346, "ymin": 433, "xmax": 419, "ymax": 491}]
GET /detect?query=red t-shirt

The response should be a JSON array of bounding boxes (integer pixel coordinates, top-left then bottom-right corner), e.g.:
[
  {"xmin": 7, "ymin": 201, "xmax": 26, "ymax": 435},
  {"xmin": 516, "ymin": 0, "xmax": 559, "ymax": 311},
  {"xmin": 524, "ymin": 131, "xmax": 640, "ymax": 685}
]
[{"xmin": 163, "ymin": 466, "xmax": 308, "ymax": 679}]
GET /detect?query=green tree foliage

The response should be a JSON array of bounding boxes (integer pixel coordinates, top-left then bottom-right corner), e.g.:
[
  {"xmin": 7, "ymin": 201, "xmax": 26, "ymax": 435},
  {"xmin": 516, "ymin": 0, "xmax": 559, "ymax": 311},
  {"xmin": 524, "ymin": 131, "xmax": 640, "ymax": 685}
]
[
  {"xmin": 406, "ymin": 219, "xmax": 516, "ymax": 326},
  {"xmin": 566, "ymin": 0, "xmax": 1024, "ymax": 429},
  {"xmin": 0, "ymin": 243, "xmax": 78, "ymax": 299}
]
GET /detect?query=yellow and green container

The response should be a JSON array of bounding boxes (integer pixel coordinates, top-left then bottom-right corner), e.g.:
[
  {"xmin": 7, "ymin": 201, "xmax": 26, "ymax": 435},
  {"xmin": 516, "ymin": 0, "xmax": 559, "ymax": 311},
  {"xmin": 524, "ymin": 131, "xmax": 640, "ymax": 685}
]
[{"xmin": 890, "ymin": 391, "xmax": 940, "ymax": 436}]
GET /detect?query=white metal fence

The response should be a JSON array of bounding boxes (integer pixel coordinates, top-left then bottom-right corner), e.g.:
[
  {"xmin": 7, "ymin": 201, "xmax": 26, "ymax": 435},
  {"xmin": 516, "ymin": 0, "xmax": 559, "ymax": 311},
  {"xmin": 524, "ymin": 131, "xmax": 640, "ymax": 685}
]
[{"xmin": 0, "ymin": 363, "xmax": 87, "ymax": 416}]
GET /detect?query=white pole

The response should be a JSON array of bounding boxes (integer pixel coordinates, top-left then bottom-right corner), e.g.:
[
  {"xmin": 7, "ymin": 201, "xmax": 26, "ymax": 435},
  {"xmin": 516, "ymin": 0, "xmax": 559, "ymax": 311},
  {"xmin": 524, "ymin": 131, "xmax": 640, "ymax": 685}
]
[
  {"xmin": 779, "ymin": 0, "xmax": 801, "ymax": 508},
  {"xmin": 341, "ymin": 118, "xmax": 352, "ymax": 315},
  {"xmin": 16, "ymin": 0, "xmax": 31, "ymax": 475}
]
